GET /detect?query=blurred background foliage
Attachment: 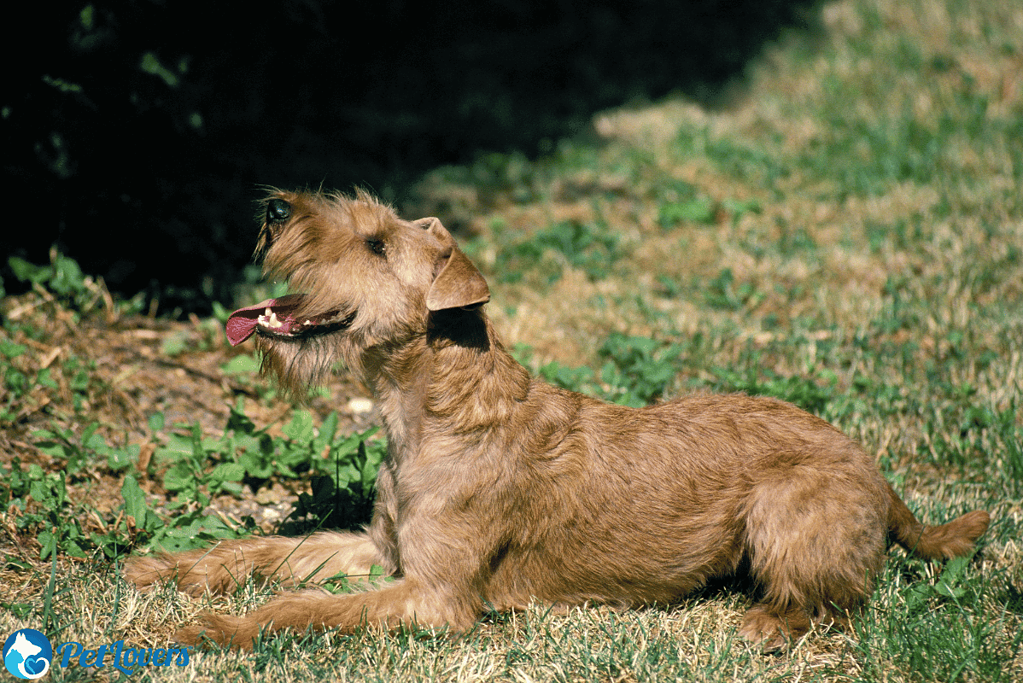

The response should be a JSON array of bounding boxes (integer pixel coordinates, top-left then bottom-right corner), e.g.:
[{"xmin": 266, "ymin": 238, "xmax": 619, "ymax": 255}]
[{"xmin": 2, "ymin": 0, "xmax": 817, "ymax": 311}]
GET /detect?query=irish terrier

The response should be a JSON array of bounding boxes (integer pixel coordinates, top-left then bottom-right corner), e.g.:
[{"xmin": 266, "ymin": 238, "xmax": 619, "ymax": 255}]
[{"xmin": 125, "ymin": 189, "xmax": 990, "ymax": 650}]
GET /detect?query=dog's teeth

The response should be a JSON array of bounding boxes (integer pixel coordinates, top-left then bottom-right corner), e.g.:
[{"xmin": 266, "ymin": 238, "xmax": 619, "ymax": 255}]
[
  {"xmin": 267, "ymin": 312, "xmax": 283, "ymax": 329},
  {"xmin": 305, "ymin": 319, "xmax": 313, "ymax": 325}
]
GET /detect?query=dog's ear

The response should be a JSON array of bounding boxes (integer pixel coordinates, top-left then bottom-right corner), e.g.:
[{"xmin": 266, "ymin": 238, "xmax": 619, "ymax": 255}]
[
  {"xmin": 417, "ymin": 217, "xmax": 490, "ymax": 311},
  {"xmin": 427, "ymin": 247, "xmax": 491, "ymax": 311}
]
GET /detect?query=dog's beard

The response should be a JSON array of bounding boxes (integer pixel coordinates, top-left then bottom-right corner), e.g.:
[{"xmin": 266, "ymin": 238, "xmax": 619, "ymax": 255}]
[{"xmin": 256, "ymin": 332, "xmax": 347, "ymax": 392}]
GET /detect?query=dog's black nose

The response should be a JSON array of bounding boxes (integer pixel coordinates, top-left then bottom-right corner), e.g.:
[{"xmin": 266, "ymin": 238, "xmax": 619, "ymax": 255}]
[{"xmin": 266, "ymin": 198, "xmax": 291, "ymax": 224}]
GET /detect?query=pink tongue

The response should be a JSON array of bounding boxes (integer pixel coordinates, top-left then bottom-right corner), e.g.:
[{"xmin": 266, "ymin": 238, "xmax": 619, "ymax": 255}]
[{"xmin": 225, "ymin": 294, "xmax": 305, "ymax": 346}]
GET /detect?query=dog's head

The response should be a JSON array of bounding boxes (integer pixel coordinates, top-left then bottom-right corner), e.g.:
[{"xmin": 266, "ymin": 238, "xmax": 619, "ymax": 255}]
[{"xmin": 226, "ymin": 189, "xmax": 490, "ymax": 389}]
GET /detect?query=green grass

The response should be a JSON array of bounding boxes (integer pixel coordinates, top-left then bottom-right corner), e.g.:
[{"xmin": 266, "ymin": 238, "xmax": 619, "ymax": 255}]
[{"xmin": 2, "ymin": 0, "xmax": 1022, "ymax": 679}]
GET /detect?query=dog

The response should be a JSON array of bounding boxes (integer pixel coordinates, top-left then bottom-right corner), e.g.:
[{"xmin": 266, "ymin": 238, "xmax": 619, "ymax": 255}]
[{"xmin": 125, "ymin": 189, "xmax": 991, "ymax": 650}]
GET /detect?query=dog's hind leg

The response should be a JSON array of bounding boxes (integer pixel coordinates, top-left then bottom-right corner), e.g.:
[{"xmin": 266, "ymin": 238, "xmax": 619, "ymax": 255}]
[
  {"xmin": 124, "ymin": 531, "xmax": 384, "ymax": 597},
  {"xmin": 738, "ymin": 455, "xmax": 888, "ymax": 649}
]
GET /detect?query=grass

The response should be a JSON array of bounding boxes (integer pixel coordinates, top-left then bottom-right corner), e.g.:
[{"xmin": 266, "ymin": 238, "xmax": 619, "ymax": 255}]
[{"xmin": 2, "ymin": 0, "xmax": 1022, "ymax": 679}]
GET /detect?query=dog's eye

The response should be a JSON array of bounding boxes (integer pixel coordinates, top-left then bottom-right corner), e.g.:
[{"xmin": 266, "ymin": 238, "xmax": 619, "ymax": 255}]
[{"xmin": 367, "ymin": 239, "xmax": 386, "ymax": 256}]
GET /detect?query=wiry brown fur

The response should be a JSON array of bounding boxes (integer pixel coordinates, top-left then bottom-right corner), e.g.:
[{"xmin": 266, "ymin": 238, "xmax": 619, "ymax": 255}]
[{"xmin": 124, "ymin": 190, "xmax": 991, "ymax": 650}]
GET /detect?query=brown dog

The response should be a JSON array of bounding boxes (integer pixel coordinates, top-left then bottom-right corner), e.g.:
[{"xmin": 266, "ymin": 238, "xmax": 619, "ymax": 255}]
[{"xmin": 125, "ymin": 189, "xmax": 990, "ymax": 650}]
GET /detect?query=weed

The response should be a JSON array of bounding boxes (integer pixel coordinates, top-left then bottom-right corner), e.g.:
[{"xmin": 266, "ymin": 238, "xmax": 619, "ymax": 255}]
[
  {"xmin": 704, "ymin": 353, "xmax": 839, "ymax": 416},
  {"xmin": 496, "ymin": 219, "xmax": 621, "ymax": 284},
  {"xmin": 0, "ymin": 338, "xmax": 31, "ymax": 422},
  {"xmin": 703, "ymin": 268, "xmax": 765, "ymax": 312},
  {"xmin": 853, "ymin": 554, "xmax": 1016, "ymax": 682},
  {"xmin": 5, "ymin": 248, "xmax": 136, "ymax": 318},
  {"xmin": 657, "ymin": 179, "xmax": 717, "ymax": 227},
  {"xmin": 146, "ymin": 400, "xmax": 386, "ymax": 542},
  {"xmin": 8, "ymin": 252, "xmax": 92, "ymax": 310},
  {"xmin": 676, "ymin": 124, "xmax": 789, "ymax": 189},
  {"xmin": 33, "ymin": 422, "xmax": 135, "ymax": 476},
  {"xmin": 222, "ymin": 353, "xmax": 261, "ymax": 376},
  {"xmin": 537, "ymin": 333, "xmax": 683, "ymax": 408},
  {"xmin": 1, "ymin": 461, "xmax": 86, "ymax": 559},
  {"xmin": 596, "ymin": 333, "xmax": 684, "ymax": 406},
  {"xmin": 160, "ymin": 330, "xmax": 191, "ymax": 357}
]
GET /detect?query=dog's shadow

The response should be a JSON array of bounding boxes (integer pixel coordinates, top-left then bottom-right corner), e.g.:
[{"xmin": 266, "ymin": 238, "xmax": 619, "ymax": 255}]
[
  {"xmin": 676, "ymin": 556, "xmax": 762, "ymax": 617},
  {"xmin": 274, "ymin": 474, "xmax": 375, "ymax": 537},
  {"xmin": 691, "ymin": 562, "xmax": 759, "ymax": 605}
]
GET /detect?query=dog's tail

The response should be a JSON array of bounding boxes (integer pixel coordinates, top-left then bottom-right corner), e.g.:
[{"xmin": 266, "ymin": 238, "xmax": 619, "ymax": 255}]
[{"xmin": 886, "ymin": 483, "xmax": 990, "ymax": 559}]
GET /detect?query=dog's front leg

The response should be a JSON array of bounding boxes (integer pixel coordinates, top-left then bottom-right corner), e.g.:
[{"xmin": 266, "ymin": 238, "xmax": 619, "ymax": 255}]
[
  {"xmin": 178, "ymin": 510, "xmax": 495, "ymax": 649},
  {"xmin": 176, "ymin": 576, "xmax": 480, "ymax": 648}
]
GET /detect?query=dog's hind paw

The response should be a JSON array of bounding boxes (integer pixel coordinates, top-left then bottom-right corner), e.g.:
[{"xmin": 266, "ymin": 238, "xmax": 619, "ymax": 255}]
[{"xmin": 739, "ymin": 604, "xmax": 812, "ymax": 652}]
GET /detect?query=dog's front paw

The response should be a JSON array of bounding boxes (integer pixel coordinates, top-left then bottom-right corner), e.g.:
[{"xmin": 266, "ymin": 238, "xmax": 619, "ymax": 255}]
[{"xmin": 175, "ymin": 613, "xmax": 259, "ymax": 650}]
